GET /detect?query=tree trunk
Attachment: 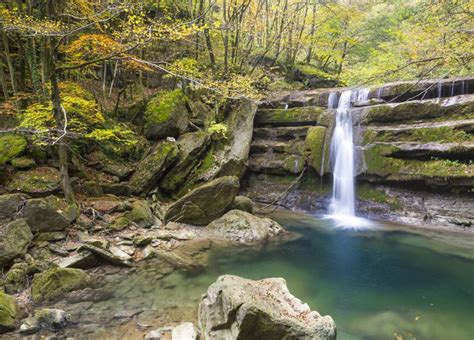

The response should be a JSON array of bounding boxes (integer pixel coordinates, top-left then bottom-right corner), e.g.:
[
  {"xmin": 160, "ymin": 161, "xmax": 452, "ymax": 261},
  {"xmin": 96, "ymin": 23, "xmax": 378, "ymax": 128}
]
[
  {"xmin": 0, "ymin": 61, "xmax": 9, "ymax": 100},
  {"xmin": 2, "ymin": 31, "xmax": 17, "ymax": 94}
]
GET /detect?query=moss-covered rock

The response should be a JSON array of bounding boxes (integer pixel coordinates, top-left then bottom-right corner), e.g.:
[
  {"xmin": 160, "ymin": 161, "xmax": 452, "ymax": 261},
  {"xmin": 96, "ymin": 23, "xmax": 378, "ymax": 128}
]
[
  {"xmin": 230, "ymin": 196, "xmax": 254, "ymax": 213},
  {"xmin": 165, "ymin": 176, "xmax": 240, "ymax": 225},
  {"xmin": 362, "ymin": 102, "xmax": 445, "ymax": 124},
  {"xmin": 255, "ymin": 106, "xmax": 324, "ymax": 126},
  {"xmin": 0, "ymin": 134, "xmax": 27, "ymax": 165},
  {"xmin": 159, "ymin": 131, "xmax": 211, "ymax": 194},
  {"xmin": 11, "ymin": 157, "xmax": 36, "ymax": 169},
  {"xmin": 144, "ymin": 89, "xmax": 189, "ymax": 140},
  {"xmin": 0, "ymin": 193, "xmax": 28, "ymax": 223},
  {"xmin": 31, "ymin": 267, "xmax": 90, "ymax": 303},
  {"xmin": 0, "ymin": 219, "xmax": 33, "ymax": 269},
  {"xmin": 5, "ymin": 263, "xmax": 28, "ymax": 294},
  {"xmin": 125, "ymin": 200, "xmax": 155, "ymax": 228},
  {"xmin": 129, "ymin": 141, "xmax": 180, "ymax": 194},
  {"xmin": 6, "ymin": 167, "xmax": 60, "ymax": 195},
  {"xmin": 0, "ymin": 291, "xmax": 18, "ymax": 332},
  {"xmin": 304, "ymin": 126, "xmax": 328, "ymax": 175},
  {"xmin": 19, "ymin": 197, "xmax": 73, "ymax": 232}
]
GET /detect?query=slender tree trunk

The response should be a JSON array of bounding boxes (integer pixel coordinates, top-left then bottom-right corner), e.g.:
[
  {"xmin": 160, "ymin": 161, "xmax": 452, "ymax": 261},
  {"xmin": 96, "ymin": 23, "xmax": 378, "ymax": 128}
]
[
  {"xmin": 306, "ymin": 2, "xmax": 317, "ymax": 64},
  {"xmin": 0, "ymin": 61, "xmax": 9, "ymax": 100},
  {"xmin": 2, "ymin": 31, "xmax": 17, "ymax": 94}
]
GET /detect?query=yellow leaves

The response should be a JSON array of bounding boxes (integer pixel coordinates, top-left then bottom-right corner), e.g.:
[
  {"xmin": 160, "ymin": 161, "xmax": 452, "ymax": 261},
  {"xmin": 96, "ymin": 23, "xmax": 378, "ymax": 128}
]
[{"xmin": 1, "ymin": 8, "xmax": 67, "ymax": 35}]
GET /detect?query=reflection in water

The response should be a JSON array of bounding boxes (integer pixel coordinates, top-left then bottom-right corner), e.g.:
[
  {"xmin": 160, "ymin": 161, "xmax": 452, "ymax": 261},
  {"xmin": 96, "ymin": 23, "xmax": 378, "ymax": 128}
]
[{"xmin": 65, "ymin": 212, "xmax": 474, "ymax": 339}]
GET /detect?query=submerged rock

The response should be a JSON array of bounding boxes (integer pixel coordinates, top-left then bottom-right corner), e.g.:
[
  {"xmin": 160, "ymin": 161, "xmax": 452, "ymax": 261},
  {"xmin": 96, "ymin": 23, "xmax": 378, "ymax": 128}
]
[
  {"xmin": 0, "ymin": 219, "xmax": 33, "ymax": 268},
  {"xmin": 0, "ymin": 291, "xmax": 18, "ymax": 333},
  {"xmin": 198, "ymin": 275, "xmax": 336, "ymax": 340},
  {"xmin": 31, "ymin": 267, "xmax": 91, "ymax": 303},
  {"xmin": 34, "ymin": 308, "xmax": 70, "ymax": 331},
  {"xmin": 206, "ymin": 210, "xmax": 284, "ymax": 244},
  {"xmin": 165, "ymin": 176, "xmax": 240, "ymax": 225}
]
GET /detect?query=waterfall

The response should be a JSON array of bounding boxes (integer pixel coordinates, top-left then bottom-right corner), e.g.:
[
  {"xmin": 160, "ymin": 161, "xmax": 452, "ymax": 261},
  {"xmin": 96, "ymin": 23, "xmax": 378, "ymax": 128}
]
[{"xmin": 326, "ymin": 89, "xmax": 371, "ymax": 228}]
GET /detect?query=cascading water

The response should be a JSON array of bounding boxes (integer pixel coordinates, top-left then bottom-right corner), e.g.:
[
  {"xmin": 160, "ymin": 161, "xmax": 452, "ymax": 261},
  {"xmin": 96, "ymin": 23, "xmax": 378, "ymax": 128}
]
[{"xmin": 326, "ymin": 89, "xmax": 371, "ymax": 228}]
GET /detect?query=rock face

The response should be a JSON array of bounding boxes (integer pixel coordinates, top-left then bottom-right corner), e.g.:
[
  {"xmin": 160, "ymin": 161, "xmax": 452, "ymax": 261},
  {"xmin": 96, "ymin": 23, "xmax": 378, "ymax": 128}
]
[
  {"xmin": 165, "ymin": 176, "xmax": 240, "ymax": 225},
  {"xmin": 206, "ymin": 210, "xmax": 283, "ymax": 244},
  {"xmin": 31, "ymin": 267, "xmax": 91, "ymax": 303},
  {"xmin": 0, "ymin": 219, "xmax": 33, "ymax": 268},
  {"xmin": 198, "ymin": 275, "xmax": 336, "ymax": 340},
  {"xmin": 0, "ymin": 291, "xmax": 18, "ymax": 333}
]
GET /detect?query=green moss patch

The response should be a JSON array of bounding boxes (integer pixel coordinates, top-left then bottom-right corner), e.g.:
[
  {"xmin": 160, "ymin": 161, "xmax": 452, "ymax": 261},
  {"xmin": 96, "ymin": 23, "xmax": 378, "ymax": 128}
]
[
  {"xmin": 0, "ymin": 134, "xmax": 27, "ymax": 165},
  {"xmin": 0, "ymin": 291, "xmax": 17, "ymax": 331},
  {"xmin": 255, "ymin": 107, "xmax": 324, "ymax": 126},
  {"xmin": 31, "ymin": 267, "xmax": 90, "ymax": 303},
  {"xmin": 304, "ymin": 126, "xmax": 328, "ymax": 175},
  {"xmin": 357, "ymin": 184, "xmax": 400, "ymax": 209},
  {"xmin": 6, "ymin": 167, "xmax": 60, "ymax": 195}
]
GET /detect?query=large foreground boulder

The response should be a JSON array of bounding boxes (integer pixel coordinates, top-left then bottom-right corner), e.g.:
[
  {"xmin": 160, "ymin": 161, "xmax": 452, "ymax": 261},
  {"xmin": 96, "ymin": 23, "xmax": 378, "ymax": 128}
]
[
  {"xmin": 165, "ymin": 176, "xmax": 240, "ymax": 225},
  {"xmin": 31, "ymin": 267, "xmax": 91, "ymax": 303},
  {"xmin": 199, "ymin": 275, "xmax": 336, "ymax": 340},
  {"xmin": 0, "ymin": 291, "xmax": 18, "ymax": 333},
  {"xmin": 0, "ymin": 219, "xmax": 33, "ymax": 268},
  {"xmin": 206, "ymin": 210, "xmax": 283, "ymax": 244}
]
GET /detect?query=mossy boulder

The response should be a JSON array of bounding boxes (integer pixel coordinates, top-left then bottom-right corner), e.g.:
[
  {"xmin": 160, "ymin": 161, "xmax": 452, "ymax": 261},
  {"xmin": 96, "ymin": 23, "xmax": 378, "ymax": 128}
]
[
  {"xmin": 129, "ymin": 141, "xmax": 180, "ymax": 195},
  {"xmin": 31, "ymin": 267, "xmax": 90, "ymax": 303},
  {"xmin": 0, "ymin": 134, "xmax": 27, "ymax": 165},
  {"xmin": 0, "ymin": 193, "xmax": 28, "ymax": 223},
  {"xmin": 0, "ymin": 291, "xmax": 18, "ymax": 333},
  {"xmin": 11, "ymin": 157, "xmax": 36, "ymax": 169},
  {"xmin": 0, "ymin": 219, "xmax": 33, "ymax": 269},
  {"xmin": 19, "ymin": 197, "xmax": 74, "ymax": 232},
  {"xmin": 255, "ymin": 106, "xmax": 324, "ymax": 126},
  {"xmin": 6, "ymin": 167, "xmax": 60, "ymax": 195},
  {"xmin": 5, "ymin": 263, "xmax": 28, "ymax": 294},
  {"xmin": 165, "ymin": 176, "xmax": 240, "ymax": 225},
  {"xmin": 304, "ymin": 126, "xmax": 328, "ymax": 175},
  {"xmin": 144, "ymin": 89, "xmax": 189, "ymax": 140},
  {"xmin": 125, "ymin": 200, "xmax": 155, "ymax": 228}
]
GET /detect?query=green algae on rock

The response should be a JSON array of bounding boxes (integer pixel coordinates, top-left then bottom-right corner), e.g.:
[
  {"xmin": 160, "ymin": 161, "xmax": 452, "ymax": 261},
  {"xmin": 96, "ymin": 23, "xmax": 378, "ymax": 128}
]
[
  {"xmin": 31, "ymin": 267, "xmax": 91, "ymax": 303},
  {"xmin": 304, "ymin": 126, "xmax": 328, "ymax": 176}
]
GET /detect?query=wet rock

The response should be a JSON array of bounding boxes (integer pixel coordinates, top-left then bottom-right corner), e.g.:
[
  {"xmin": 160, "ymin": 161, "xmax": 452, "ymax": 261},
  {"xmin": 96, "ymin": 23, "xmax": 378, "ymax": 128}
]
[
  {"xmin": 19, "ymin": 196, "xmax": 75, "ymax": 232},
  {"xmin": 34, "ymin": 308, "xmax": 70, "ymax": 331},
  {"xmin": 19, "ymin": 316, "xmax": 40, "ymax": 335},
  {"xmin": 129, "ymin": 141, "xmax": 180, "ymax": 195},
  {"xmin": 305, "ymin": 126, "xmax": 329, "ymax": 176},
  {"xmin": 0, "ymin": 219, "xmax": 33, "ymax": 268},
  {"xmin": 198, "ymin": 275, "xmax": 336, "ymax": 340},
  {"xmin": 0, "ymin": 291, "xmax": 18, "ymax": 333},
  {"xmin": 230, "ymin": 196, "xmax": 254, "ymax": 213},
  {"xmin": 172, "ymin": 322, "xmax": 198, "ymax": 340},
  {"xmin": 6, "ymin": 167, "xmax": 60, "ymax": 195},
  {"xmin": 165, "ymin": 176, "xmax": 240, "ymax": 225},
  {"xmin": 125, "ymin": 200, "xmax": 155, "ymax": 228},
  {"xmin": 31, "ymin": 267, "xmax": 91, "ymax": 303},
  {"xmin": 0, "ymin": 193, "xmax": 28, "ymax": 222},
  {"xmin": 206, "ymin": 210, "xmax": 284, "ymax": 244}
]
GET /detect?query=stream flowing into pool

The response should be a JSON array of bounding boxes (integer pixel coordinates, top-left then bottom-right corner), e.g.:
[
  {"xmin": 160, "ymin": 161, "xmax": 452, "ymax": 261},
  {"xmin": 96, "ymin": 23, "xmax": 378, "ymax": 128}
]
[{"xmin": 54, "ymin": 212, "xmax": 474, "ymax": 339}]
